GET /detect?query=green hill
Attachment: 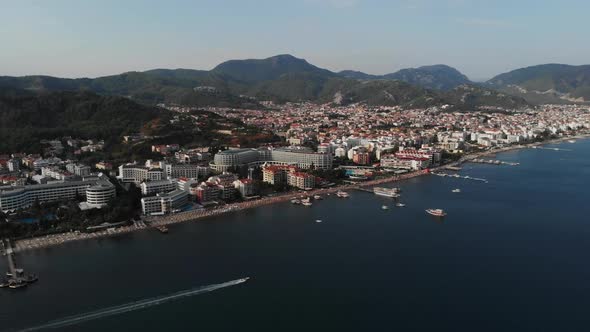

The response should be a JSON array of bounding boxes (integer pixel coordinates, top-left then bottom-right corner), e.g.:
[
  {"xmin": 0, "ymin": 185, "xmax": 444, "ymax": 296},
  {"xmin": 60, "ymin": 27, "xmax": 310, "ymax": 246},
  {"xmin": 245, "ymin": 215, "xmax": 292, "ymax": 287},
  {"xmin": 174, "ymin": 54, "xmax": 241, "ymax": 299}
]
[
  {"xmin": 487, "ymin": 64, "xmax": 590, "ymax": 103},
  {"xmin": 0, "ymin": 90, "xmax": 166, "ymax": 153}
]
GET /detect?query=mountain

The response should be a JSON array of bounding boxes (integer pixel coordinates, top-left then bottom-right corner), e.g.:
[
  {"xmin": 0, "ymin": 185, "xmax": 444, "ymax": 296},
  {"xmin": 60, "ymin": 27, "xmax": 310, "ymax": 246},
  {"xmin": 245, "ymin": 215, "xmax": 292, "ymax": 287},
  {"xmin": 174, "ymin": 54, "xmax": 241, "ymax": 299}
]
[
  {"xmin": 211, "ymin": 54, "xmax": 336, "ymax": 83},
  {"xmin": 338, "ymin": 65, "xmax": 471, "ymax": 90},
  {"xmin": 383, "ymin": 65, "xmax": 472, "ymax": 91},
  {"xmin": 487, "ymin": 64, "xmax": 590, "ymax": 103},
  {"xmin": 0, "ymin": 90, "xmax": 166, "ymax": 153},
  {"xmin": 0, "ymin": 55, "xmax": 527, "ymax": 109},
  {"xmin": 338, "ymin": 70, "xmax": 381, "ymax": 80}
]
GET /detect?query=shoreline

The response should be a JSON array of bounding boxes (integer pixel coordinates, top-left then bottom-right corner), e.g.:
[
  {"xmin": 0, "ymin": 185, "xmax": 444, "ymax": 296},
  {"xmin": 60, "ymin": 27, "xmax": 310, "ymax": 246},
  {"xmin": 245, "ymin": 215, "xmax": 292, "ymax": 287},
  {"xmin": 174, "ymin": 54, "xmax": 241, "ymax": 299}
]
[{"xmin": 11, "ymin": 133, "xmax": 589, "ymax": 254}]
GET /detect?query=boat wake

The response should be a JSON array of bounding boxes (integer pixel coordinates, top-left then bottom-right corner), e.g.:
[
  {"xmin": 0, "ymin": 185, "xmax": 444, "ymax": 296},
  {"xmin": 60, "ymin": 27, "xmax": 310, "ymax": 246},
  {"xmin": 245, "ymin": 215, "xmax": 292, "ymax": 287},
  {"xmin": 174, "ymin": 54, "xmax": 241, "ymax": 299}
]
[{"xmin": 18, "ymin": 277, "xmax": 249, "ymax": 331}]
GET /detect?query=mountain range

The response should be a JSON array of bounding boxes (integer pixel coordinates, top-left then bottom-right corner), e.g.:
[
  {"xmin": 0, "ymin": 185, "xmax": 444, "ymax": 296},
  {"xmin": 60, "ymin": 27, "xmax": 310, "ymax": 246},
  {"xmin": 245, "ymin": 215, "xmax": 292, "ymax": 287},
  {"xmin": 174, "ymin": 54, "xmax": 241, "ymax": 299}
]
[
  {"xmin": 0, "ymin": 54, "xmax": 588, "ymax": 109},
  {"xmin": 486, "ymin": 64, "xmax": 590, "ymax": 104}
]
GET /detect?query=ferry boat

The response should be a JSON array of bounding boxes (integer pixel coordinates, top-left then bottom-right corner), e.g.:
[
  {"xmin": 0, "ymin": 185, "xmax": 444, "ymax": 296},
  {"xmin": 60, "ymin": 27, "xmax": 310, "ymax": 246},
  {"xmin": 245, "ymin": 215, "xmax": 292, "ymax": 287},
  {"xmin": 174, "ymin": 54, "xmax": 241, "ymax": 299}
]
[
  {"xmin": 373, "ymin": 187, "xmax": 400, "ymax": 198},
  {"xmin": 426, "ymin": 209, "xmax": 447, "ymax": 217},
  {"xmin": 452, "ymin": 189, "xmax": 461, "ymax": 193},
  {"xmin": 336, "ymin": 191, "xmax": 350, "ymax": 198}
]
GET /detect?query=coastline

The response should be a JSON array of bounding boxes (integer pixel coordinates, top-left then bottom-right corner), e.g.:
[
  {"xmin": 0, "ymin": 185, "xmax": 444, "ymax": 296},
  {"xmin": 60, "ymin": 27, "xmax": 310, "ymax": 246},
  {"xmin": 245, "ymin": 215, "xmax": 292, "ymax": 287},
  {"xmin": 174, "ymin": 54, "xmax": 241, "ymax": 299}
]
[{"xmin": 11, "ymin": 133, "xmax": 589, "ymax": 254}]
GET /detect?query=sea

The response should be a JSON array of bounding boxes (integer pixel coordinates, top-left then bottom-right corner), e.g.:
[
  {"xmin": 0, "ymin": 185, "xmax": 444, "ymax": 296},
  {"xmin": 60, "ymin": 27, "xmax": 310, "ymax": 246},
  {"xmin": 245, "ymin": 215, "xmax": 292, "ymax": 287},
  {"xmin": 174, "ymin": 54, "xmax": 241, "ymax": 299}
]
[{"xmin": 1, "ymin": 139, "xmax": 589, "ymax": 332}]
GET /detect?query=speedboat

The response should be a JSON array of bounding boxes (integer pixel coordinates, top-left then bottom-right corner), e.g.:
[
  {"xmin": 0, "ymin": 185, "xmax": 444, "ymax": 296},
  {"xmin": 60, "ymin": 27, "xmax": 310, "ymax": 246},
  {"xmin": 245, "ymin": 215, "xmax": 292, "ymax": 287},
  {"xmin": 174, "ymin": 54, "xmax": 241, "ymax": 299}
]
[{"xmin": 315, "ymin": 219, "xmax": 323, "ymax": 223}]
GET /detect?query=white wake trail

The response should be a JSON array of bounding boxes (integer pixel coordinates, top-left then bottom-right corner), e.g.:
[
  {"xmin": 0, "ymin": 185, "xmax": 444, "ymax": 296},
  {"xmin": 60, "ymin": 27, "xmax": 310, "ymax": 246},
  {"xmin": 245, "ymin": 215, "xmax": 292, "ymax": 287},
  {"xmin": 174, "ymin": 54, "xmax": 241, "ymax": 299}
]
[{"xmin": 18, "ymin": 278, "xmax": 249, "ymax": 331}]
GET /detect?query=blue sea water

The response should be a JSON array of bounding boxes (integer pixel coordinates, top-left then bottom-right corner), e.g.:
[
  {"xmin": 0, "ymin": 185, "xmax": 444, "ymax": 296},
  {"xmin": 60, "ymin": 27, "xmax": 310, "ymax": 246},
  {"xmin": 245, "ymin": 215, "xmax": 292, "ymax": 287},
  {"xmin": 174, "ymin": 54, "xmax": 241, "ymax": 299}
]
[{"xmin": 1, "ymin": 139, "xmax": 589, "ymax": 332}]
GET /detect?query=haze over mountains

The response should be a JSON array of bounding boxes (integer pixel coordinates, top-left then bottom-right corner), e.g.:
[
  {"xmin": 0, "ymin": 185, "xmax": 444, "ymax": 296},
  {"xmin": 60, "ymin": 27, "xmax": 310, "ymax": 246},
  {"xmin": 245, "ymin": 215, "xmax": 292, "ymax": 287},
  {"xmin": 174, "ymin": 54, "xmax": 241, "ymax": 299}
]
[{"xmin": 0, "ymin": 54, "xmax": 588, "ymax": 109}]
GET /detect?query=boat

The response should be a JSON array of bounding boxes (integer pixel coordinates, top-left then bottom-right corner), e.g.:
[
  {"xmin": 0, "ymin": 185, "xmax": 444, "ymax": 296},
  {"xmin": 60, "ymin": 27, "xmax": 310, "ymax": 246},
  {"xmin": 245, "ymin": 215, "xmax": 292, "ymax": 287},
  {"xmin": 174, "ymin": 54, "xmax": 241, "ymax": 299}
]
[
  {"xmin": 382, "ymin": 205, "xmax": 389, "ymax": 210},
  {"xmin": 395, "ymin": 203, "xmax": 406, "ymax": 207},
  {"xmin": 336, "ymin": 191, "xmax": 350, "ymax": 198},
  {"xmin": 301, "ymin": 197, "xmax": 313, "ymax": 206},
  {"xmin": 568, "ymin": 140, "xmax": 576, "ymax": 143},
  {"xmin": 156, "ymin": 226, "xmax": 169, "ymax": 234},
  {"xmin": 426, "ymin": 209, "xmax": 447, "ymax": 217},
  {"xmin": 291, "ymin": 199, "xmax": 301, "ymax": 205},
  {"xmin": 8, "ymin": 279, "xmax": 27, "ymax": 289},
  {"xmin": 452, "ymin": 189, "xmax": 461, "ymax": 193},
  {"xmin": 315, "ymin": 219, "xmax": 323, "ymax": 223},
  {"xmin": 313, "ymin": 195, "xmax": 323, "ymax": 200},
  {"xmin": 373, "ymin": 187, "xmax": 401, "ymax": 198}
]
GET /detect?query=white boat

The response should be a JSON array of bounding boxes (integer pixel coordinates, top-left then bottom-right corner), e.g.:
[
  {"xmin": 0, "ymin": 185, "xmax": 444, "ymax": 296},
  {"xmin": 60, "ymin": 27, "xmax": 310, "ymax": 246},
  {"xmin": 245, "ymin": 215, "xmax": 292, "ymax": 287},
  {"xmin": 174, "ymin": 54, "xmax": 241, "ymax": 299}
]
[
  {"xmin": 301, "ymin": 197, "xmax": 313, "ymax": 206},
  {"xmin": 313, "ymin": 195, "xmax": 323, "ymax": 200},
  {"xmin": 452, "ymin": 189, "xmax": 461, "ymax": 193},
  {"xmin": 373, "ymin": 187, "xmax": 400, "ymax": 198},
  {"xmin": 382, "ymin": 205, "xmax": 389, "ymax": 210},
  {"xmin": 315, "ymin": 219, "xmax": 323, "ymax": 223},
  {"xmin": 568, "ymin": 140, "xmax": 576, "ymax": 143},
  {"xmin": 336, "ymin": 191, "xmax": 350, "ymax": 198},
  {"xmin": 395, "ymin": 203, "xmax": 406, "ymax": 207},
  {"xmin": 291, "ymin": 199, "xmax": 301, "ymax": 205},
  {"xmin": 426, "ymin": 209, "xmax": 447, "ymax": 217}
]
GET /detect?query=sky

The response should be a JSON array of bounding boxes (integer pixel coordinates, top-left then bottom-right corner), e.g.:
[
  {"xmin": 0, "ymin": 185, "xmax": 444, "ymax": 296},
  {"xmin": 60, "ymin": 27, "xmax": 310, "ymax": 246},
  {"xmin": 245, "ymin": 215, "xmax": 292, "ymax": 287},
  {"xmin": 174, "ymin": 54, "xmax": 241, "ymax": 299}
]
[{"xmin": 1, "ymin": 0, "xmax": 589, "ymax": 80}]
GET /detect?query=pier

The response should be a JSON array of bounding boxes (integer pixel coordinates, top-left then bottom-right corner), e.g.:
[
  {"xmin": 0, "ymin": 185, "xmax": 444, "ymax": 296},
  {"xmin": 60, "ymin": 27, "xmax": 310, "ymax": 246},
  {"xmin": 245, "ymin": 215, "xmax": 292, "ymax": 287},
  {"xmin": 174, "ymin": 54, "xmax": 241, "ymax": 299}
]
[
  {"xmin": 530, "ymin": 146, "xmax": 572, "ymax": 152},
  {"xmin": 1, "ymin": 238, "xmax": 38, "ymax": 289},
  {"xmin": 467, "ymin": 159, "xmax": 520, "ymax": 166},
  {"xmin": 431, "ymin": 172, "xmax": 488, "ymax": 183}
]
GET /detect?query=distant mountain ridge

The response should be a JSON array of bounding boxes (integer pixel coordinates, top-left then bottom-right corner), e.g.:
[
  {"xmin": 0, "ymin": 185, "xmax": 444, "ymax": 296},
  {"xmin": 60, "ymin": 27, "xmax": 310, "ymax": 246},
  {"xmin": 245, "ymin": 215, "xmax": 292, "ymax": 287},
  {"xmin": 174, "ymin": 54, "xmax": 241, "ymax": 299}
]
[
  {"xmin": 486, "ymin": 64, "xmax": 590, "ymax": 104},
  {"xmin": 0, "ymin": 54, "xmax": 530, "ymax": 109},
  {"xmin": 339, "ymin": 64, "xmax": 472, "ymax": 90}
]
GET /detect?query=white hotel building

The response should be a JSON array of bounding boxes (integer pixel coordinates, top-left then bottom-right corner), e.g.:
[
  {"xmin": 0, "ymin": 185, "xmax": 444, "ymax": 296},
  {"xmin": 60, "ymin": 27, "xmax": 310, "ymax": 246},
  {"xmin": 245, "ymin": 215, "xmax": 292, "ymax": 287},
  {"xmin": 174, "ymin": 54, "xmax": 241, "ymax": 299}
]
[
  {"xmin": 212, "ymin": 147, "xmax": 333, "ymax": 172},
  {"xmin": 0, "ymin": 177, "xmax": 115, "ymax": 212}
]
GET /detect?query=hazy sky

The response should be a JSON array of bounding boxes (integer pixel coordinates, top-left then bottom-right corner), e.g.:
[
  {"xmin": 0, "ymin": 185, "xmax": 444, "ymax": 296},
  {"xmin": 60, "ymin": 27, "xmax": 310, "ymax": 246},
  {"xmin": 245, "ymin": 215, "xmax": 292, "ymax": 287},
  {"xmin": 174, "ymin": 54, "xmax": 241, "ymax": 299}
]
[{"xmin": 1, "ymin": 0, "xmax": 589, "ymax": 80}]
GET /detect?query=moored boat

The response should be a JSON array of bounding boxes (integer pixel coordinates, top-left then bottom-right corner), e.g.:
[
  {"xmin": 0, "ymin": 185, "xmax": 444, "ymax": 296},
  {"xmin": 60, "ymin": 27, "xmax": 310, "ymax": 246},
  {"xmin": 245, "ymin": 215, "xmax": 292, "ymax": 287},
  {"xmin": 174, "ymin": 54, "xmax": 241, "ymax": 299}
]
[
  {"xmin": 336, "ymin": 191, "xmax": 350, "ymax": 198},
  {"xmin": 373, "ymin": 187, "xmax": 400, "ymax": 198}
]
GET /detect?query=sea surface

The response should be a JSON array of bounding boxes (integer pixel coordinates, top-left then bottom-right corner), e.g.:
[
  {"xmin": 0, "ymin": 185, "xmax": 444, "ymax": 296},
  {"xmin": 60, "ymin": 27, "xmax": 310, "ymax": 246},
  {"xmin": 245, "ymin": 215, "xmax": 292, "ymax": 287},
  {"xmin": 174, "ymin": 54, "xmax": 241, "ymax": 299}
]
[{"xmin": 1, "ymin": 139, "xmax": 590, "ymax": 332}]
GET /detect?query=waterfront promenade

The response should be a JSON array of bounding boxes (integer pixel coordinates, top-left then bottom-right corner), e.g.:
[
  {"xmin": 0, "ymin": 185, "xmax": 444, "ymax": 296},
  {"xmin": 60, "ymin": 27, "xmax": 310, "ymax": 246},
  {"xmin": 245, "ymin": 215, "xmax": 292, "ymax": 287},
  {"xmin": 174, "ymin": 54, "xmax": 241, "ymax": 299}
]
[{"xmin": 11, "ymin": 133, "xmax": 589, "ymax": 253}]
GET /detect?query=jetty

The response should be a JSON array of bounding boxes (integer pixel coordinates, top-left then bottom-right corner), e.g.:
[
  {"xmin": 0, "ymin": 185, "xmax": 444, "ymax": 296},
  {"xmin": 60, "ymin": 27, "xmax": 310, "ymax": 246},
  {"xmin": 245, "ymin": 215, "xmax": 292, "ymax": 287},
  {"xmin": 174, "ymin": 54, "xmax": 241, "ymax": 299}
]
[
  {"xmin": 431, "ymin": 172, "xmax": 488, "ymax": 183},
  {"xmin": 530, "ymin": 146, "xmax": 572, "ymax": 152},
  {"xmin": 1, "ymin": 239, "xmax": 38, "ymax": 289},
  {"xmin": 467, "ymin": 159, "xmax": 520, "ymax": 166}
]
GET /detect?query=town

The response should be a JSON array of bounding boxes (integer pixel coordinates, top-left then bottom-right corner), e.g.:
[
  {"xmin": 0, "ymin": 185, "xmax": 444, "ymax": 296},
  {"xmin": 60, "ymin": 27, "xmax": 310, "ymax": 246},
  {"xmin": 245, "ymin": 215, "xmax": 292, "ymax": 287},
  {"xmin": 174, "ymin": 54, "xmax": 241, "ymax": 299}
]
[{"xmin": 1, "ymin": 103, "xmax": 589, "ymax": 245}]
